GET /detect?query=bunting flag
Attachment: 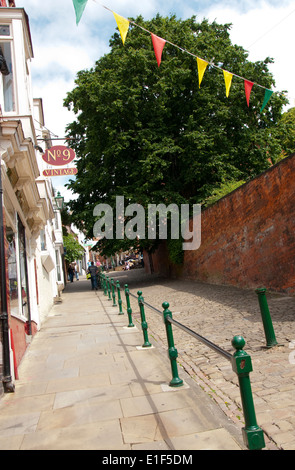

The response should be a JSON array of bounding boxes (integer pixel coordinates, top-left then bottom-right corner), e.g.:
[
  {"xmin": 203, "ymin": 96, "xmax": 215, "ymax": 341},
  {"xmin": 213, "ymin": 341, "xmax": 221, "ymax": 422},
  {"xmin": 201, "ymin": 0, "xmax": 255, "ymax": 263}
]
[
  {"xmin": 244, "ymin": 80, "xmax": 254, "ymax": 107},
  {"xmin": 260, "ymin": 89, "xmax": 273, "ymax": 112},
  {"xmin": 151, "ymin": 33, "xmax": 166, "ymax": 67},
  {"xmin": 72, "ymin": 0, "xmax": 88, "ymax": 25},
  {"xmin": 113, "ymin": 12, "xmax": 130, "ymax": 45},
  {"xmin": 196, "ymin": 58, "xmax": 208, "ymax": 88},
  {"xmin": 74, "ymin": 4, "xmax": 279, "ymax": 113},
  {"xmin": 223, "ymin": 70, "xmax": 233, "ymax": 98}
]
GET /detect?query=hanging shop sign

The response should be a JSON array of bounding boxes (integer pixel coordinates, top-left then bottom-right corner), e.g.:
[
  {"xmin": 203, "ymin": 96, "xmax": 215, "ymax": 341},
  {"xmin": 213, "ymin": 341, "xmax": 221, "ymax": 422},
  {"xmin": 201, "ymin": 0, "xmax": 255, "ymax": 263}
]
[
  {"xmin": 42, "ymin": 145, "xmax": 76, "ymax": 166},
  {"xmin": 43, "ymin": 168, "xmax": 78, "ymax": 177}
]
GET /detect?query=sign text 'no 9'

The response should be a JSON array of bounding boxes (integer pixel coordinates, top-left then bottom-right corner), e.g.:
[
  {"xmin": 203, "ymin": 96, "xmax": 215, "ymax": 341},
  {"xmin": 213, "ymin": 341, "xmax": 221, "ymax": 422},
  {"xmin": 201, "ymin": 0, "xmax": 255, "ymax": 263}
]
[{"xmin": 42, "ymin": 145, "xmax": 76, "ymax": 166}]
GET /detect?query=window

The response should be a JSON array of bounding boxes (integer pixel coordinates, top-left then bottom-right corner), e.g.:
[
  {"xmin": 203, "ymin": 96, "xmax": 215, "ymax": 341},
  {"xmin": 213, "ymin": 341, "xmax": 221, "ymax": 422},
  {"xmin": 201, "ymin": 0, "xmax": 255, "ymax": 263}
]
[
  {"xmin": 55, "ymin": 250, "xmax": 61, "ymax": 282},
  {"xmin": 0, "ymin": 24, "xmax": 15, "ymax": 112},
  {"xmin": 54, "ymin": 211, "xmax": 60, "ymax": 230},
  {"xmin": 0, "ymin": 42, "xmax": 14, "ymax": 111},
  {"xmin": 40, "ymin": 229, "xmax": 47, "ymax": 251},
  {"xmin": 0, "ymin": 25, "xmax": 10, "ymax": 36}
]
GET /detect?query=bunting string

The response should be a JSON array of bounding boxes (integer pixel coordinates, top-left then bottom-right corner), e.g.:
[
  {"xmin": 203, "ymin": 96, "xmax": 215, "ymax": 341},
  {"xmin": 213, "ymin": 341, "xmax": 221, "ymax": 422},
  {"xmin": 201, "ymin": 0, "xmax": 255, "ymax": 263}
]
[{"xmin": 73, "ymin": 0, "xmax": 284, "ymax": 112}]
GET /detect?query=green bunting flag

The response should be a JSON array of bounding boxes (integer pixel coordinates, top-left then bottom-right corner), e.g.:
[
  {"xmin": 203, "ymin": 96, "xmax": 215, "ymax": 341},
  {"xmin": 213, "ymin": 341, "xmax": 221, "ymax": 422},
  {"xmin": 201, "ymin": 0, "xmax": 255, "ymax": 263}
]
[
  {"xmin": 72, "ymin": 0, "xmax": 88, "ymax": 25},
  {"xmin": 260, "ymin": 89, "xmax": 273, "ymax": 112}
]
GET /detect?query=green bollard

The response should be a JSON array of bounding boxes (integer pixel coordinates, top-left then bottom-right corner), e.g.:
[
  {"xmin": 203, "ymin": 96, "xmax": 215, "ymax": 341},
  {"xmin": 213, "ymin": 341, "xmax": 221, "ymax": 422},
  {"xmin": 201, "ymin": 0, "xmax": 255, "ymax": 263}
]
[
  {"xmin": 106, "ymin": 277, "xmax": 112, "ymax": 301},
  {"xmin": 124, "ymin": 284, "xmax": 134, "ymax": 328},
  {"xmin": 99, "ymin": 273, "xmax": 103, "ymax": 292},
  {"xmin": 110, "ymin": 278, "xmax": 117, "ymax": 307},
  {"xmin": 162, "ymin": 302, "xmax": 183, "ymax": 387},
  {"xmin": 231, "ymin": 335, "xmax": 265, "ymax": 450},
  {"xmin": 137, "ymin": 291, "xmax": 152, "ymax": 348},
  {"xmin": 116, "ymin": 280, "xmax": 123, "ymax": 315},
  {"xmin": 255, "ymin": 288, "xmax": 278, "ymax": 348},
  {"xmin": 102, "ymin": 274, "xmax": 107, "ymax": 296}
]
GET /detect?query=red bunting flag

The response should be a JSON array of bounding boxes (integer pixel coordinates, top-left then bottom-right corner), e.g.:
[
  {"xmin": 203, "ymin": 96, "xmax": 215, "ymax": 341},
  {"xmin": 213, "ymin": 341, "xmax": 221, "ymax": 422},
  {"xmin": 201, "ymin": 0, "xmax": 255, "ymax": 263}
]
[
  {"xmin": 151, "ymin": 33, "xmax": 166, "ymax": 67},
  {"xmin": 244, "ymin": 80, "xmax": 254, "ymax": 107}
]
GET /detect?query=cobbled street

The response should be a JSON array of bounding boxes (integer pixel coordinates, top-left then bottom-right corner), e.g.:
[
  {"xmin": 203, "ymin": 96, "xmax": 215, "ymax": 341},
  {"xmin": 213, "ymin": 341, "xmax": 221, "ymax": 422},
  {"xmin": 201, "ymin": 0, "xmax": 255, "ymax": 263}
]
[{"xmin": 110, "ymin": 268, "xmax": 295, "ymax": 450}]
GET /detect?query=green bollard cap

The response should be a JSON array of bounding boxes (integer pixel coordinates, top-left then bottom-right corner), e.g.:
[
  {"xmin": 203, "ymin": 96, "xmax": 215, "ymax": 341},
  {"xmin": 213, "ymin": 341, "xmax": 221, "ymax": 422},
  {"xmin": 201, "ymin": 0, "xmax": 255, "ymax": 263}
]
[
  {"xmin": 255, "ymin": 287, "xmax": 267, "ymax": 294},
  {"xmin": 232, "ymin": 335, "xmax": 245, "ymax": 351},
  {"xmin": 232, "ymin": 336, "xmax": 253, "ymax": 374}
]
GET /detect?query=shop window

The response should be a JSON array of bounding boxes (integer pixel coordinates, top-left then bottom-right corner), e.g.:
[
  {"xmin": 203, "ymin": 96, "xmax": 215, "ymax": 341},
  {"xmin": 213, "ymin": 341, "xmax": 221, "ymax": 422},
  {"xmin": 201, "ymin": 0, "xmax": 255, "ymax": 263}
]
[
  {"xmin": 17, "ymin": 217, "xmax": 30, "ymax": 320},
  {"xmin": 6, "ymin": 226, "xmax": 19, "ymax": 316}
]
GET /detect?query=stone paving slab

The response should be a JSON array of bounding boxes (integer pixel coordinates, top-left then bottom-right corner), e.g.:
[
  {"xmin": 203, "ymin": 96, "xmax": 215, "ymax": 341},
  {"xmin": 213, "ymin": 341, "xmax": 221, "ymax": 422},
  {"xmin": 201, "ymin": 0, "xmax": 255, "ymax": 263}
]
[{"xmin": 0, "ymin": 276, "xmax": 245, "ymax": 451}]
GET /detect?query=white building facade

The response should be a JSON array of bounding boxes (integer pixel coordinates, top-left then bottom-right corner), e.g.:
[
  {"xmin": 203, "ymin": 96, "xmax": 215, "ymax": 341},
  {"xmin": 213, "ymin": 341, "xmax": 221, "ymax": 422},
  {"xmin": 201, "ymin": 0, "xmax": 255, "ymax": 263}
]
[{"xmin": 0, "ymin": 4, "xmax": 64, "ymax": 393}]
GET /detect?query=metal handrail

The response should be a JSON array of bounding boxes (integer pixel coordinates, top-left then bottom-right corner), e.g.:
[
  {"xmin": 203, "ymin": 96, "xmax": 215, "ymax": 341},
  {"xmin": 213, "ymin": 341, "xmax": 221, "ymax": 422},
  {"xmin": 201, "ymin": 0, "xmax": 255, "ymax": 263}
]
[{"xmin": 166, "ymin": 316, "xmax": 232, "ymax": 361}]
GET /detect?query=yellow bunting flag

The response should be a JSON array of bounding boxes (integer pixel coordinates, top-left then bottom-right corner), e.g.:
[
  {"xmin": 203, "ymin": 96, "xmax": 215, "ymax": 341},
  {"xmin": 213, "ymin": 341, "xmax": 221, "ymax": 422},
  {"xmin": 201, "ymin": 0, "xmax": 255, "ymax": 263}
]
[
  {"xmin": 113, "ymin": 12, "xmax": 130, "ymax": 45},
  {"xmin": 196, "ymin": 58, "xmax": 208, "ymax": 88},
  {"xmin": 223, "ymin": 70, "xmax": 233, "ymax": 98}
]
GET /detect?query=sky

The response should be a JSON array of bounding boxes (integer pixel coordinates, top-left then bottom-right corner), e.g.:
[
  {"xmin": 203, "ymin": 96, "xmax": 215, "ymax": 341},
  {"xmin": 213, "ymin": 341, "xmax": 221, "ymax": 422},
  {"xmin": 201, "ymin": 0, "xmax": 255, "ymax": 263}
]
[{"xmin": 15, "ymin": 0, "xmax": 295, "ymax": 201}]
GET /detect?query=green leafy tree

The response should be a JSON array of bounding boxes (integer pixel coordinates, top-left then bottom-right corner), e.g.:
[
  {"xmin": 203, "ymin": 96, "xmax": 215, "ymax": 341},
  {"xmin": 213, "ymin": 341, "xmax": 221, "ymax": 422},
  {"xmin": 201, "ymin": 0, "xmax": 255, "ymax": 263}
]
[
  {"xmin": 203, "ymin": 179, "xmax": 246, "ymax": 207},
  {"xmin": 272, "ymin": 107, "xmax": 295, "ymax": 162},
  {"xmin": 63, "ymin": 14, "xmax": 288, "ymax": 256},
  {"xmin": 63, "ymin": 233, "xmax": 85, "ymax": 263}
]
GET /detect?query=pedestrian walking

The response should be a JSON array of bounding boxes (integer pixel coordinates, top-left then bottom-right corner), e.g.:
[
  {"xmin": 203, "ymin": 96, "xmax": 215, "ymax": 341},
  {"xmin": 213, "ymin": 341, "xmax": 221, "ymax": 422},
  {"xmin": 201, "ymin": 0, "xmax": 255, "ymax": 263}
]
[
  {"xmin": 87, "ymin": 261, "xmax": 98, "ymax": 290},
  {"xmin": 74, "ymin": 263, "xmax": 79, "ymax": 280},
  {"xmin": 68, "ymin": 264, "xmax": 74, "ymax": 282}
]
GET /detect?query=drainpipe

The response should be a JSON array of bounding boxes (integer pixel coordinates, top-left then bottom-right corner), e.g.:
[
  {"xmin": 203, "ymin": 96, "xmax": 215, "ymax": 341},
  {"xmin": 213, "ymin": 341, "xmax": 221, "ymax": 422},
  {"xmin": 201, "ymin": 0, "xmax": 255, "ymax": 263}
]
[{"xmin": 0, "ymin": 161, "xmax": 15, "ymax": 393}]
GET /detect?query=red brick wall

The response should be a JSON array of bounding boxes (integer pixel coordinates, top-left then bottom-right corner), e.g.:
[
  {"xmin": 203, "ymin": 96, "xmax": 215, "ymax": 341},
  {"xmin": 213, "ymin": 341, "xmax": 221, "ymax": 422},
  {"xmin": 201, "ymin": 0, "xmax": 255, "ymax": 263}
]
[{"xmin": 145, "ymin": 154, "xmax": 295, "ymax": 294}]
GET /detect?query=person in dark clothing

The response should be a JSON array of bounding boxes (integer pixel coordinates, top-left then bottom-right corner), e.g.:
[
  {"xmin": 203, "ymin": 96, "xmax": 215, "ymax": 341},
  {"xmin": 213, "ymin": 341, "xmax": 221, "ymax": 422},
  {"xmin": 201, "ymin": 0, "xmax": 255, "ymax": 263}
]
[
  {"xmin": 87, "ymin": 261, "xmax": 98, "ymax": 290},
  {"xmin": 68, "ymin": 264, "xmax": 74, "ymax": 282}
]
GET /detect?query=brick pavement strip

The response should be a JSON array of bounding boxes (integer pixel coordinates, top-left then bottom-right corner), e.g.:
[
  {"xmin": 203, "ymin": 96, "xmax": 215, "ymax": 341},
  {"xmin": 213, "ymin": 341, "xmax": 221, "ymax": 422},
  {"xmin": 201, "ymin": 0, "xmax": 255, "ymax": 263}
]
[{"xmin": 113, "ymin": 269, "xmax": 295, "ymax": 450}]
